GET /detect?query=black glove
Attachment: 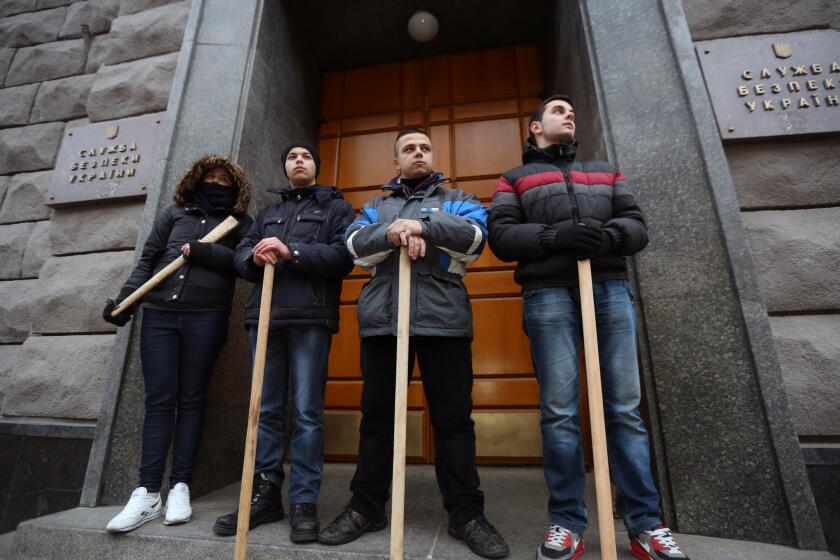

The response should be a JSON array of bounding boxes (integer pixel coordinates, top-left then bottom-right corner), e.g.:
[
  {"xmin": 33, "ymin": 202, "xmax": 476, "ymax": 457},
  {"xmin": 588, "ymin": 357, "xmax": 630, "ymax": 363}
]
[
  {"xmin": 539, "ymin": 220, "xmax": 604, "ymax": 257},
  {"xmin": 102, "ymin": 286, "xmax": 136, "ymax": 327},
  {"xmin": 577, "ymin": 229, "xmax": 616, "ymax": 260},
  {"xmin": 186, "ymin": 241, "xmax": 212, "ymax": 264}
]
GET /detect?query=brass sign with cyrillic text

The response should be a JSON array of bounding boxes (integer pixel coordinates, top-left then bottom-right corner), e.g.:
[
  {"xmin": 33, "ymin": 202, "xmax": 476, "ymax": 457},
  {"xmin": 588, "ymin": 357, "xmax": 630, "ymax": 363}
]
[
  {"xmin": 696, "ymin": 30, "xmax": 840, "ymax": 140},
  {"xmin": 48, "ymin": 112, "xmax": 164, "ymax": 206}
]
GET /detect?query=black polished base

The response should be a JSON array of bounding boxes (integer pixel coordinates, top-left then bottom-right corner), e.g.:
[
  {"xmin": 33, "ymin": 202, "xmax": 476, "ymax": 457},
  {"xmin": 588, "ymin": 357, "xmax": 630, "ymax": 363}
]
[
  {"xmin": 0, "ymin": 421, "xmax": 93, "ymax": 533},
  {"xmin": 803, "ymin": 445, "xmax": 840, "ymax": 555}
]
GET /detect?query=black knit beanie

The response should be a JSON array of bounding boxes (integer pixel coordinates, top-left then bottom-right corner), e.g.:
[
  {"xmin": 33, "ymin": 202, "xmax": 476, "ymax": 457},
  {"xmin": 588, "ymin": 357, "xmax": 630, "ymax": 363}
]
[{"xmin": 281, "ymin": 141, "xmax": 321, "ymax": 178}]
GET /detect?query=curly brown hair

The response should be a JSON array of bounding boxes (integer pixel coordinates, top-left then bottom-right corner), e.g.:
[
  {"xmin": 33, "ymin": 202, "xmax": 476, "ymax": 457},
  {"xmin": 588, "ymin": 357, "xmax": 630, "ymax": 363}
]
[{"xmin": 172, "ymin": 154, "xmax": 252, "ymax": 213}]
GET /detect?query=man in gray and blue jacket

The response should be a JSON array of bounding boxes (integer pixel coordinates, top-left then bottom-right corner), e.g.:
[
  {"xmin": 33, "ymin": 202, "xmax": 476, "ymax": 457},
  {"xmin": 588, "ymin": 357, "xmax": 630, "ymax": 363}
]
[{"xmin": 318, "ymin": 129, "xmax": 509, "ymax": 559}]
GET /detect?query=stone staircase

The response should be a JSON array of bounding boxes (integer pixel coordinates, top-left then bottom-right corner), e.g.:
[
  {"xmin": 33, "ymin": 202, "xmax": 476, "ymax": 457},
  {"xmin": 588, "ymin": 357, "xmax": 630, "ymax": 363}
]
[{"xmin": 10, "ymin": 464, "xmax": 838, "ymax": 560}]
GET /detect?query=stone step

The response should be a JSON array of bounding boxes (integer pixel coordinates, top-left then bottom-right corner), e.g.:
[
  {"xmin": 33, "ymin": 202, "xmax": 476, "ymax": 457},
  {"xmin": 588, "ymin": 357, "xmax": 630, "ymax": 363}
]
[{"xmin": 11, "ymin": 464, "xmax": 838, "ymax": 560}]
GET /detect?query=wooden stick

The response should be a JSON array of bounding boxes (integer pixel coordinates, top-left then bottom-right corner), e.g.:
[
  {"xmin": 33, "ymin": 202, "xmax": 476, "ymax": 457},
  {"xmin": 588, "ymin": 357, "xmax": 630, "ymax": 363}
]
[
  {"xmin": 389, "ymin": 247, "xmax": 412, "ymax": 560},
  {"xmin": 234, "ymin": 263, "xmax": 275, "ymax": 560},
  {"xmin": 111, "ymin": 215, "xmax": 240, "ymax": 316},
  {"xmin": 577, "ymin": 259, "xmax": 617, "ymax": 560}
]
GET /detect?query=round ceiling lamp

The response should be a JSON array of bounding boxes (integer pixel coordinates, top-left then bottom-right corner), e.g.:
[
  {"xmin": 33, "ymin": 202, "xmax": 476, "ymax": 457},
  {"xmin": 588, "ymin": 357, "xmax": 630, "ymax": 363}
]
[{"xmin": 407, "ymin": 10, "xmax": 439, "ymax": 43}]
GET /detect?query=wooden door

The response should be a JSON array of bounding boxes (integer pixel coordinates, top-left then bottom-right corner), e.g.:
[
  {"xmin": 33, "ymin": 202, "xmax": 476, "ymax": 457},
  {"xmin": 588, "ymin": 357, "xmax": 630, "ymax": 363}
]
[{"xmin": 319, "ymin": 45, "xmax": 591, "ymax": 465}]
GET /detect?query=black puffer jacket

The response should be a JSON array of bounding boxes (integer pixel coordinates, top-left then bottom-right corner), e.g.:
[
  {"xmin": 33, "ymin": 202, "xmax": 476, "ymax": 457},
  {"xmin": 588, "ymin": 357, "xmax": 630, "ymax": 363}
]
[
  {"xmin": 488, "ymin": 140, "xmax": 647, "ymax": 288},
  {"xmin": 122, "ymin": 204, "xmax": 253, "ymax": 311},
  {"xmin": 233, "ymin": 185, "xmax": 355, "ymax": 331}
]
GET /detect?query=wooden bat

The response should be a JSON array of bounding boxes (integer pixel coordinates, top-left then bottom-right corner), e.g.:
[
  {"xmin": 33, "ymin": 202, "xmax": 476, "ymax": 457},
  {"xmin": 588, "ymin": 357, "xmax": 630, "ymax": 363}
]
[
  {"xmin": 389, "ymin": 247, "xmax": 412, "ymax": 560},
  {"xmin": 577, "ymin": 259, "xmax": 617, "ymax": 560},
  {"xmin": 111, "ymin": 215, "xmax": 240, "ymax": 316},
  {"xmin": 234, "ymin": 263, "xmax": 275, "ymax": 560}
]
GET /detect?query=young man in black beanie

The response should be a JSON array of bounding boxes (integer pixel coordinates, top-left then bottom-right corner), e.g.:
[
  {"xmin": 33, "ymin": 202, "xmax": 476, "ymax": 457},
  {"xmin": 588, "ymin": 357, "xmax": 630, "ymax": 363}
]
[
  {"xmin": 488, "ymin": 96, "xmax": 689, "ymax": 560},
  {"xmin": 213, "ymin": 142, "xmax": 355, "ymax": 543}
]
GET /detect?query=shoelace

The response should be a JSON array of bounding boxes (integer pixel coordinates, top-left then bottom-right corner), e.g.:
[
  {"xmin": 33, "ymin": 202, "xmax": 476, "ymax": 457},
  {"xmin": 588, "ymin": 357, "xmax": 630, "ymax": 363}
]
[
  {"xmin": 251, "ymin": 480, "xmax": 272, "ymax": 504},
  {"xmin": 334, "ymin": 509, "xmax": 363, "ymax": 530},
  {"xmin": 648, "ymin": 526, "xmax": 682, "ymax": 552},
  {"xmin": 470, "ymin": 517, "xmax": 493, "ymax": 536},
  {"xmin": 546, "ymin": 524, "xmax": 572, "ymax": 547}
]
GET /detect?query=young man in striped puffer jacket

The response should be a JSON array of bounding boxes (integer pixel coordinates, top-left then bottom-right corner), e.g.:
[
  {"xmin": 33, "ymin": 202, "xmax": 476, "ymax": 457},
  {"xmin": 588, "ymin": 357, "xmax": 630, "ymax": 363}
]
[{"xmin": 489, "ymin": 95, "xmax": 689, "ymax": 560}]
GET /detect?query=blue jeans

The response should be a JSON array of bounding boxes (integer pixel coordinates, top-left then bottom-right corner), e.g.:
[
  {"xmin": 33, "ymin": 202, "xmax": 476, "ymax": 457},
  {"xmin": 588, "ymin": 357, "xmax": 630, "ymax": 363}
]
[
  {"xmin": 250, "ymin": 326, "xmax": 331, "ymax": 504},
  {"xmin": 522, "ymin": 280, "xmax": 662, "ymax": 535},
  {"xmin": 139, "ymin": 308, "xmax": 228, "ymax": 491}
]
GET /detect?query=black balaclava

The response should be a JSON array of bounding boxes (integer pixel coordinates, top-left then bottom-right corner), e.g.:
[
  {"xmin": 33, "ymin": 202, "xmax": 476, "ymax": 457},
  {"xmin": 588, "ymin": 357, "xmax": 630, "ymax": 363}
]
[
  {"xmin": 281, "ymin": 141, "xmax": 321, "ymax": 179},
  {"xmin": 191, "ymin": 180, "xmax": 237, "ymax": 211}
]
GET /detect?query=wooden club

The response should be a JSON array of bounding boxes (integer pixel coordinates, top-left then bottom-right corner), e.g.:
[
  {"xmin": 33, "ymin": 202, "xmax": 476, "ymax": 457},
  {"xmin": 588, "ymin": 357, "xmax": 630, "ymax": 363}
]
[
  {"xmin": 111, "ymin": 215, "xmax": 240, "ymax": 316},
  {"xmin": 577, "ymin": 258, "xmax": 617, "ymax": 560},
  {"xmin": 234, "ymin": 262, "xmax": 275, "ymax": 560}
]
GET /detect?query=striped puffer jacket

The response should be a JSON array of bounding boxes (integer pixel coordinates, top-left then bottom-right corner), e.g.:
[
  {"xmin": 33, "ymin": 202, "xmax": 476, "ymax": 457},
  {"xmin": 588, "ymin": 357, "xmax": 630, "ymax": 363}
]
[{"xmin": 488, "ymin": 140, "xmax": 647, "ymax": 289}]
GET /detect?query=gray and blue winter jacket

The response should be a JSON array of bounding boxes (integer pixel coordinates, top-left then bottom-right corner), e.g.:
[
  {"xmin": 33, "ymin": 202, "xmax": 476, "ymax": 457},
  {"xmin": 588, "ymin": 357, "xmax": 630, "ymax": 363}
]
[{"xmin": 344, "ymin": 172, "xmax": 487, "ymax": 338}]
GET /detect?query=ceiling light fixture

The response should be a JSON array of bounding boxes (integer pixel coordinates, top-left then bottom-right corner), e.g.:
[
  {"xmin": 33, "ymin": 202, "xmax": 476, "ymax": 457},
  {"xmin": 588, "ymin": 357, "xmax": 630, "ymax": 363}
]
[{"xmin": 407, "ymin": 10, "xmax": 439, "ymax": 43}]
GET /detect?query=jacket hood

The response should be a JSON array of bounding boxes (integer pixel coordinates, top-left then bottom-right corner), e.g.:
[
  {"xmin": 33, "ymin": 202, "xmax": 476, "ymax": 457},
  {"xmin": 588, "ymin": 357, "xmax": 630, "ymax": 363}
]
[
  {"xmin": 173, "ymin": 154, "xmax": 252, "ymax": 213},
  {"xmin": 522, "ymin": 138, "xmax": 578, "ymax": 165},
  {"xmin": 266, "ymin": 184, "xmax": 345, "ymax": 204}
]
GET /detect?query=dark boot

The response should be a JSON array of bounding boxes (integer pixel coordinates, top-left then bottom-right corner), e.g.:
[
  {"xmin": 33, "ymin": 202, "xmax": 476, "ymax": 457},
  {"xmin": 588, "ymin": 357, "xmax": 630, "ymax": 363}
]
[
  {"xmin": 317, "ymin": 507, "xmax": 387, "ymax": 545},
  {"xmin": 213, "ymin": 474, "xmax": 285, "ymax": 536},
  {"xmin": 289, "ymin": 503, "xmax": 319, "ymax": 543},
  {"xmin": 448, "ymin": 515, "xmax": 510, "ymax": 558}
]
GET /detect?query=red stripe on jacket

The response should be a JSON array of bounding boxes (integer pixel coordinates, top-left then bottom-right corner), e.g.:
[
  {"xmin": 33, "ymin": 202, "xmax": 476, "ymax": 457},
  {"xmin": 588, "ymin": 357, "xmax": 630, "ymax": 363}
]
[
  {"xmin": 510, "ymin": 170, "xmax": 618, "ymax": 196},
  {"xmin": 494, "ymin": 176, "xmax": 516, "ymax": 195},
  {"xmin": 568, "ymin": 170, "xmax": 617, "ymax": 186}
]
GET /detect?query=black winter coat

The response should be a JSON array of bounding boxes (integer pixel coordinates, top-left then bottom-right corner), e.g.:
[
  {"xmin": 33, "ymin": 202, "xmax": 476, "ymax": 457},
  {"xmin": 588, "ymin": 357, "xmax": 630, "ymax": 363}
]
[
  {"xmin": 233, "ymin": 185, "xmax": 355, "ymax": 331},
  {"xmin": 488, "ymin": 141, "xmax": 648, "ymax": 288},
  {"xmin": 122, "ymin": 203, "xmax": 253, "ymax": 311}
]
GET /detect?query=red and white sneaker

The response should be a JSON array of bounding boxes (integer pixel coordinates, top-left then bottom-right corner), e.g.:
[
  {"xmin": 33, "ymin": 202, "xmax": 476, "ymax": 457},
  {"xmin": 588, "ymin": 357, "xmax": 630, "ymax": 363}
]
[
  {"xmin": 537, "ymin": 524, "xmax": 584, "ymax": 560},
  {"xmin": 631, "ymin": 525, "xmax": 689, "ymax": 559}
]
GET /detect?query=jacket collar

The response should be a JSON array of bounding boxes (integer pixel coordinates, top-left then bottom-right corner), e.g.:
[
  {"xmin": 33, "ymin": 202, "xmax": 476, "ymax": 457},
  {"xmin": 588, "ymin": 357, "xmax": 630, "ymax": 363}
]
[
  {"xmin": 382, "ymin": 171, "xmax": 448, "ymax": 198},
  {"xmin": 522, "ymin": 138, "xmax": 578, "ymax": 165},
  {"xmin": 266, "ymin": 184, "xmax": 345, "ymax": 204}
]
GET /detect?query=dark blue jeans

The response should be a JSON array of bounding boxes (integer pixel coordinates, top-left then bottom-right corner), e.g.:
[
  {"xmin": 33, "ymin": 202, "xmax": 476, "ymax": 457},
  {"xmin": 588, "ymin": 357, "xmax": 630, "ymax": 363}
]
[
  {"xmin": 522, "ymin": 280, "xmax": 662, "ymax": 535},
  {"xmin": 251, "ymin": 326, "xmax": 331, "ymax": 504},
  {"xmin": 138, "ymin": 308, "xmax": 228, "ymax": 492}
]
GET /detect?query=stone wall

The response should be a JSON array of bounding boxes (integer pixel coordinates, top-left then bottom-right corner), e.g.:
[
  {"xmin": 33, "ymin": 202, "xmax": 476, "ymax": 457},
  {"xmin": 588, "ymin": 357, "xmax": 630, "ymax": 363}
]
[
  {"xmin": 0, "ymin": 0, "xmax": 189, "ymax": 422},
  {"xmin": 684, "ymin": 0, "xmax": 840, "ymax": 550},
  {"xmin": 684, "ymin": 0, "xmax": 840, "ymax": 441},
  {"xmin": 0, "ymin": 0, "xmax": 191, "ymax": 532}
]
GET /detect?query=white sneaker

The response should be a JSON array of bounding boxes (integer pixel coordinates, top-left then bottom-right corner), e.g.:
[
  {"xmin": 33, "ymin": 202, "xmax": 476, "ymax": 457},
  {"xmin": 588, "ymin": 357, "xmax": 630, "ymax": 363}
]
[
  {"xmin": 163, "ymin": 482, "xmax": 192, "ymax": 525},
  {"xmin": 106, "ymin": 487, "xmax": 161, "ymax": 532}
]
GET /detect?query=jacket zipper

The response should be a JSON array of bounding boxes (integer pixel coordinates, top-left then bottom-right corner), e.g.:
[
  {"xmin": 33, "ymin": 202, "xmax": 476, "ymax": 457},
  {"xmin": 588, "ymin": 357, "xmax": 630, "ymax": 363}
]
[
  {"xmin": 560, "ymin": 166, "xmax": 582, "ymax": 224},
  {"xmin": 391, "ymin": 184, "xmax": 429, "ymax": 328},
  {"xmin": 178, "ymin": 208, "xmax": 210, "ymax": 301}
]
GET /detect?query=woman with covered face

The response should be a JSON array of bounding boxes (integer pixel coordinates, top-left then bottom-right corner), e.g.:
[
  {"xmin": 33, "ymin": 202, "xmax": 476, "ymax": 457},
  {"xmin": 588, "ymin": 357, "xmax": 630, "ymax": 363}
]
[{"xmin": 102, "ymin": 155, "xmax": 253, "ymax": 532}]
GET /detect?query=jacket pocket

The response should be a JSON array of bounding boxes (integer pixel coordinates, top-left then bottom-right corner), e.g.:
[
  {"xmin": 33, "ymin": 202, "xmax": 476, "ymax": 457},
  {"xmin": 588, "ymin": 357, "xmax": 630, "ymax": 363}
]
[
  {"xmin": 414, "ymin": 269, "xmax": 470, "ymax": 331},
  {"xmin": 289, "ymin": 212, "xmax": 325, "ymax": 242},
  {"xmin": 263, "ymin": 216, "xmax": 287, "ymax": 238},
  {"xmin": 357, "ymin": 275, "xmax": 392, "ymax": 329}
]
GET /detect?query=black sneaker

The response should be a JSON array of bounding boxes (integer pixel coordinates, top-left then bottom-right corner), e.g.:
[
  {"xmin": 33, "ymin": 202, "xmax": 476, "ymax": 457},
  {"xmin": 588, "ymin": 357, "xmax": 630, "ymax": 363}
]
[
  {"xmin": 289, "ymin": 503, "xmax": 319, "ymax": 543},
  {"xmin": 212, "ymin": 474, "xmax": 285, "ymax": 536},
  {"xmin": 317, "ymin": 507, "xmax": 387, "ymax": 545},
  {"xmin": 448, "ymin": 515, "xmax": 510, "ymax": 558}
]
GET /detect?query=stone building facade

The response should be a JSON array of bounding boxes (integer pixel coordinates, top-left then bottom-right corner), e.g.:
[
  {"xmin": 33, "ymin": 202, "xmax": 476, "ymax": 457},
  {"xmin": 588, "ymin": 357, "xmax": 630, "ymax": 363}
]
[
  {"xmin": 0, "ymin": 0, "xmax": 191, "ymax": 533},
  {"xmin": 0, "ymin": 0, "xmax": 837, "ymax": 553},
  {"xmin": 683, "ymin": 3, "xmax": 840, "ymax": 550}
]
